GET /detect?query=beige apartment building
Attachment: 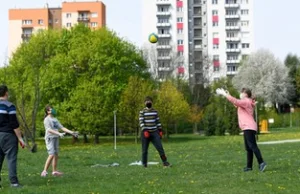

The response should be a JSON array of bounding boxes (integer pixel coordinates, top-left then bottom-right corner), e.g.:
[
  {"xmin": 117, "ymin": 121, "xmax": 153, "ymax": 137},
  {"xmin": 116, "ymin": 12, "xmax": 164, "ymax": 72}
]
[{"xmin": 8, "ymin": 1, "xmax": 106, "ymax": 58}]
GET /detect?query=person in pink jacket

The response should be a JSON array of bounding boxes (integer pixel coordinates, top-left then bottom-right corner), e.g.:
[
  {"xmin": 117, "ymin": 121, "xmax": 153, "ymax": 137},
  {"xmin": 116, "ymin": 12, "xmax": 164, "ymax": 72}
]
[{"xmin": 216, "ymin": 88, "xmax": 267, "ymax": 172}]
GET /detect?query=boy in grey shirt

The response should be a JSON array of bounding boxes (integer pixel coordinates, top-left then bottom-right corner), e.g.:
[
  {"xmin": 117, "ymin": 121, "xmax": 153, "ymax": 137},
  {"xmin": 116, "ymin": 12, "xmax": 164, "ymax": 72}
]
[{"xmin": 41, "ymin": 105, "xmax": 78, "ymax": 177}]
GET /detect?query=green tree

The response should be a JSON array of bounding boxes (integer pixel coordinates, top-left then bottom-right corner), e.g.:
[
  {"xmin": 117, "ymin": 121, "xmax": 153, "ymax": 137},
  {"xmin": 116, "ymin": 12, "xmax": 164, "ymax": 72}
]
[
  {"xmin": 285, "ymin": 54, "xmax": 300, "ymax": 104},
  {"xmin": 118, "ymin": 76, "xmax": 154, "ymax": 143},
  {"xmin": 155, "ymin": 81, "xmax": 189, "ymax": 137}
]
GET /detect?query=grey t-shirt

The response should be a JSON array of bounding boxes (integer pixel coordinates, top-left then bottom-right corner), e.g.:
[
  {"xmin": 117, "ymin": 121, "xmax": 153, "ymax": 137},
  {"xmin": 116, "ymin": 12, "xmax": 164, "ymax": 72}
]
[{"xmin": 44, "ymin": 116, "xmax": 63, "ymax": 139}]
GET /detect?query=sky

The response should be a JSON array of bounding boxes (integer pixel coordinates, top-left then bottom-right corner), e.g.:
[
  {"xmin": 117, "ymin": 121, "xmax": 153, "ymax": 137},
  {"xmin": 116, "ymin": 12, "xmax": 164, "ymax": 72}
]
[{"xmin": 1, "ymin": 0, "xmax": 300, "ymax": 64}]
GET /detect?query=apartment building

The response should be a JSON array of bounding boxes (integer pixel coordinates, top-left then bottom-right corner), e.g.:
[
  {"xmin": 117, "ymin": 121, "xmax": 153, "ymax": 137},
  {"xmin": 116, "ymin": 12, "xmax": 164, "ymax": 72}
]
[
  {"xmin": 142, "ymin": 0, "xmax": 254, "ymax": 87},
  {"xmin": 8, "ymin": 1, "xmax": 106, "ymax": 58}
]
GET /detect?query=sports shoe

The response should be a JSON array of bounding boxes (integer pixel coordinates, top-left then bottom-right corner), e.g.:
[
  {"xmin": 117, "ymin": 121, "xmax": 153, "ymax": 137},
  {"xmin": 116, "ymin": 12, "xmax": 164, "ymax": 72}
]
[
  {"xmin": 11, "ymin": 183, "xmax": 23, "ymax": 188},
  {"xmin": 243, "ymin": 167, "xmax": 253, "ymax": 172},
  {"xmin": 41, "ymin": 170, "xmax": 48, "ymax": 177},
  {"xmin": 259, "ymin": 162, "xmax": 267, "ymax": 172},
  {"xmin": 52, "ymin": 171, "xmax": 63, "ymax": 176},
  {"xmin": 163, "ymin": 161, "xmax": 172, "ymax": 167}
]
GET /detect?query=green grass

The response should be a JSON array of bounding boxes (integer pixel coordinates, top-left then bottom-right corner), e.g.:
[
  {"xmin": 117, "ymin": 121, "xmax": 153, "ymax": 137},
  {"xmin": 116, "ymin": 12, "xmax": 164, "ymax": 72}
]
[{"xmin": 1, "ymin": 128, "xmax": 300, "ymax": 194}]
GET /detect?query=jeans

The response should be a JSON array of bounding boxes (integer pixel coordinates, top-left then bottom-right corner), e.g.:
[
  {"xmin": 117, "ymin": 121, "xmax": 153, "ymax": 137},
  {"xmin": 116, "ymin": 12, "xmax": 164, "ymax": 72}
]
[
  {"xmin": 141, "ymin": 130, "xmax": 167, "ymax": 166},
  {"xmin": 0, "ymin": 132, "xmax": 19, "ymax": 184},
  {"xmin": 243, "ymin": 130, "xmax": 264, "ymax": 168}
]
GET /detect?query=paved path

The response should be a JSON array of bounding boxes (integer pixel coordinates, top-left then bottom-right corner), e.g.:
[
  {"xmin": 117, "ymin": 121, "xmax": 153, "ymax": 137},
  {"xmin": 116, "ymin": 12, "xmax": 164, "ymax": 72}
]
[{"xmin": 258, "ymin": 139, "xmax": 300, "ymax": 145}]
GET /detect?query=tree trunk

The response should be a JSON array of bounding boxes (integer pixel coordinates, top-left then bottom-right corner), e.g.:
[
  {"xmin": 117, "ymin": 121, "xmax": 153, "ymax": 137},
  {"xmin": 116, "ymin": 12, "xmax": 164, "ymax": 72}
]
[
  {"xmin": 94, "ymin": 134, "xmax": 100, "ymax": 144},
  {"xmin": 72, "ymin": 136, "xmax": 79, "ymax": 144},
  {"xmin": 193, "ymin": 123, "xmax": 198, "ymax": 134},
  {"xmin": 174, "ymin": 122, "xmax": 178, "ymax": 134},
  {"xmin": 83, "ymin": 134, "xmax": 89, "ymax": 143}
]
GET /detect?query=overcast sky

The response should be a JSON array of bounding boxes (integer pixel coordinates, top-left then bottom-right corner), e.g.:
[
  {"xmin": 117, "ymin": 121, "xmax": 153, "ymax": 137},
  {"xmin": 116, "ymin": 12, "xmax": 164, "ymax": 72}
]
[{"xmin": 1, "ymin": 0, "xmax": 300, "ymax": 64}]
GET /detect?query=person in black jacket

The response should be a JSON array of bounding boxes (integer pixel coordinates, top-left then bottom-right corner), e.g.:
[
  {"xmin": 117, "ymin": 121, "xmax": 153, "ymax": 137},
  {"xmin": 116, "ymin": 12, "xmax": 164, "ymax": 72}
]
[{"xmin": 0, "ymin": 85, "xmax": 24, "ymax": 188}]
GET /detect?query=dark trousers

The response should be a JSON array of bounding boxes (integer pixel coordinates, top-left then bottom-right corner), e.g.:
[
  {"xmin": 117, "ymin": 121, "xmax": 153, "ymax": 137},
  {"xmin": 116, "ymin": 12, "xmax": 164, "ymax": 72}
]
[
  {"xmin": 243, "ymin": 130, "xmax": 264, "ymax": 168},
  {"xmin": 0, "ymin": 132, "xmax": 19, "ymax": 184},
  {"xmin": 141, "ymin": 131, "xmax": 167, "ymax": 166}
]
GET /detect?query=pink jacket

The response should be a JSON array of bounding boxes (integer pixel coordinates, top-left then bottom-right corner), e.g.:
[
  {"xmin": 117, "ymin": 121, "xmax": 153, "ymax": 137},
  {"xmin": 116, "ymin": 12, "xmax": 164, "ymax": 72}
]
[{"xmin": 226, "ymin": 95, "xmax": 257, "ymax": 131}]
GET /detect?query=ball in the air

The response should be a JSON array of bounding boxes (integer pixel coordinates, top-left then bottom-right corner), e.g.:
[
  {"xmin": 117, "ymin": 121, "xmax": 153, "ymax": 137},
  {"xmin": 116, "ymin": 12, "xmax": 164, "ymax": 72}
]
[{"xmin": 148, "ymin": 33, "xmax": 158, "ymax": 44}]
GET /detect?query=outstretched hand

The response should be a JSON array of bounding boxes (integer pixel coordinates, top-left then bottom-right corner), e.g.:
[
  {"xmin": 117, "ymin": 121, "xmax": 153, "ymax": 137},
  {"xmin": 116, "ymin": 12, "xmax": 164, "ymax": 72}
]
[{"xmin": 216, "ymin": 88, "xmax": 229, "ymax": 97}]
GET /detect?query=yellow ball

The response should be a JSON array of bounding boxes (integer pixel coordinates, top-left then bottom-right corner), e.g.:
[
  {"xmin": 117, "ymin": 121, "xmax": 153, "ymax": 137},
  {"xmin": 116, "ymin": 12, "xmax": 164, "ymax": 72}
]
[{"xmin": 149, "ymin": 33, "xmax": 158, "ymax": 44}]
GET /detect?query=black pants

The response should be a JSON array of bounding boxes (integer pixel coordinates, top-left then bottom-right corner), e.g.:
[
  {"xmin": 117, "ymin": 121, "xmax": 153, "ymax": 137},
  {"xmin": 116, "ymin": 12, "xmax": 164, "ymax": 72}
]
[
  {"xmin": 141, "ymin": 131, "xmax": 167, "ymax": 166},
  {"xmin": 243, "ymin": 130, "xmax": 264, "ymax": 168},
  {"xmin": 0, "ymin": 132, "xmax": 19, "ymax": 184}
]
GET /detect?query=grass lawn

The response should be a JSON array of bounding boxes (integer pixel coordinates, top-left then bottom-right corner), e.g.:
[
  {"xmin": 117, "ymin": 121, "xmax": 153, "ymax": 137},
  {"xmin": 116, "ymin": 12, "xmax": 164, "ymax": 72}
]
[{"xmin": 1, "ymin": 127, "xmax": 300, "ymax": 194}]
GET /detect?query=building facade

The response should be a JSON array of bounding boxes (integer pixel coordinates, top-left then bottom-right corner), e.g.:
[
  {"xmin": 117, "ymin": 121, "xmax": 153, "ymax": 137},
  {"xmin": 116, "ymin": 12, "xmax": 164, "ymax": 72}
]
[
  {"xmin": 142, "ymin": 0, "xmax": 254, "ymax": 87},
  {"xmin": 8, "ymin": 1, "xmax": 106, "ymax": 58}
]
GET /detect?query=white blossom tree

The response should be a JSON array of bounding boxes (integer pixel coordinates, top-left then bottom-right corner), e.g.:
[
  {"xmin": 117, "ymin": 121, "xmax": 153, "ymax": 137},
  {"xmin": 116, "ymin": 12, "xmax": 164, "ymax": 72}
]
[{"xmin": 232, "ymin": 49, "xmax": 294, "ymax": 104}]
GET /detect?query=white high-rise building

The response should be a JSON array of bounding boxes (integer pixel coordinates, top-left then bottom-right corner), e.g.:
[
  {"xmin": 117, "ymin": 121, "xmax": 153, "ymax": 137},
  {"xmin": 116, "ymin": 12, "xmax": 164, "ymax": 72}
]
[{"xmin": 142, "ymin": 0, "xmax": 254, "ymax": 88}]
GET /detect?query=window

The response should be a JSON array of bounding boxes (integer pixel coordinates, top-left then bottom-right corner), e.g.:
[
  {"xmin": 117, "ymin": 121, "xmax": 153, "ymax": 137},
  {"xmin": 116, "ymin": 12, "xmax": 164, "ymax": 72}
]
[
  {"xmin": 213, "ymin": 55, "xmax": 219, "ymax": 61},
  {"xmin": 241, "ymin": 21, "xmax": 249, "ymax": 26},
  {"xmin": 177, "ymin": 7, "xmax": 183, "ymax": 12},
  {"xmin": 213, "ymin": 44, "xmax": 219, "ymax": 49},
  {"xmin": 227, "ymin": 55, "xmax": 239, "ymax": 60},
  {"xmin": 38, "ymin": 19, "xmax": 43, "ymax": 25},
  {"xmin": 241, "ymin": 0, "xmax": 249, "ymax": 4},
  {"xmin": 212, "ymin": 10, "xmax": 218, "ymax": 15},
  {"xmin": 178, "ymin": 51, "xmax": 184, "ymax": 56},
  {"xmin": 177, "ymin": 29, "xmax": 183, "ymax": 34},
  {"xmin": 158, "ymin": 18, "xmax": 169, "ymax": 23},
  {"xmin": 66, "ymin": 23, "xmax": 72, "ymax": 28},
  {"xmin": 227, "ymin": 32, "xmax": 238, "ymax": 38},
  {"xmin": 91, "ymin": 12, "xmax": 98, "ymax": 18},
  {"xmin": 212, "ymin": 0, "xmax": 218, "ymax": 4},
  {"xmin": 213, "ymin": 32, "xmax": 219, "ymax": 38},
  {"xmin": 226, "ymin": 10, "xmax": 238, "ymax": 15},
  {"xmin": 212, "ymin": 22, "xmax": 218, "ymax": 27},
  {"xmin": 66, "ymin": 13, "xmax": 72, "ymax": 18},
  {"xmin": 91, "ymin": 22, "xmax": 98, "ymax": 27},
  {"xmin": 177, "ymin": 17, "xmax": 183, "ymax": 22},
  {"xmin": 177, "ymin": 39, "xmax": 184, "ymax": 45},
  {"xmin": 226, "ymin": 21, "xmax": 238, "ymax": 27},
  {"xmin": 241, "ymin": 9, "xmax": 249, "ymax": 15},
  {"xmin": 227, "ymin": 43, "xmax": 239, "ymax": 49},
  {"xmin": 242, "ymin": 43, "xmax": 250, "ymax": 48},
  {"xmin": 158, "ymin": 40, "xmax": 170, "ymax": 45},
  {"xmin": 227, "ymin": 65, "xmax": 238, "ymax": 72},
  {"xmin": 214, "ymin": 67, "xmax": 220, "ymax": 72},
  {"xmin": 22, "ymin": 20, "xmax": 32, "ymax": 25},
  {"xmin": 55, "ymin": 19, "xmax": 59, "ymax": 24}
]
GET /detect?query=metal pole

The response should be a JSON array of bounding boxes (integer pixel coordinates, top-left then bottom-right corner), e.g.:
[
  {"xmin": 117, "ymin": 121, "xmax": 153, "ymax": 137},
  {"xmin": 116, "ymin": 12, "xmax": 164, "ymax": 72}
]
[{"xmin": 114, "ymin": 110, "xmax": 117, "ymax": 150}]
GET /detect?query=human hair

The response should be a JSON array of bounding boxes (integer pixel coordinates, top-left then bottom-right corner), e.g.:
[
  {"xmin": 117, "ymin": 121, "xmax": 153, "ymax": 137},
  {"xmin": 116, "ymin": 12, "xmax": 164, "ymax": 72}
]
[
  {"xmin": 44, "ymin": 104, "xmax": 52, "ymax": 118},
  {"xmin": 0, "ymin": 85, "xmax": 8, "ymax": 97},
  {"xmin": 144, "ymin": 96, "xmax": 153, "ymax": 102},
  {"xmin": 241, "ymin": 88, "xmax": 252, "ymax": 98}
]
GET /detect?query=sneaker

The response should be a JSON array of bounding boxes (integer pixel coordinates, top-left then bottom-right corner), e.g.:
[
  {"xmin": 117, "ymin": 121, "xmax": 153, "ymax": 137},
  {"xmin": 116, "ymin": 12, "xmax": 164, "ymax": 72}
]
[
  {"xmin": 41, "ymin": 170, "xmax": 48, "ymax": 177},
  {"xmin": 163, "ymin": 162, "xmax": 172, "ymax": 167},
  {"xmin": 259, "ymin": 162, "xmax": 267, "ymax": 172},
  {"xmin": 243, "ymin": 167, "xmax": 253, "ymax": 172},
  {"xmin": 11, "ymin": 183, "xmax": 23, "ymax": 188},
  {"xmin": 52, "ymin": 171, "xmax": 63, "ymax": 176}
]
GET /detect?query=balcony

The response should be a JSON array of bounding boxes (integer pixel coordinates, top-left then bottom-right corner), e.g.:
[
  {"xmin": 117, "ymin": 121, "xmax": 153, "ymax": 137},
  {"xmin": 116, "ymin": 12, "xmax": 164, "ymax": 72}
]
[
  {"xmin": 21, "ymin": 34, "xmax": 32, "ymax": 39},
  {"xmin": 156, "ymin": 22, "xmax": 171, "ymax": 27},
  {"xmin": 225, "ymin": 25, "xmax": 240, "ymax": 30},
  {"xmin": 227, "ymin": 71, "xmax": 238, "ymax": 75},
  {"xmin": 158, "ymin": 67, "xmax": 172, "ymax": 71},
  {"xmin": 225, "ymin": 14, "xmax": 240, "ymax": 19},
  {"xmin": 225, "ymin": 4, "xmax": 240, "ymax": 8},
  {"xmin": 158, "ymin": 34, "xmax": 171, "ymax": 38},
  {"xmin": 156, "ymin": 0, "xmax": 171, "ymax": 5},
  {"xmin": 194, "ymin": 45, "xmax": 202, "ymax": 50},
  {"xmin": 193, "ymin": 13, "xmax": 202, "ymax": 18},
  {"xmin": 226, "ymin": 37, "xmax": 241, "ymax": 42},
  {"xmin": 77, "ymin": 17, "xmax": 90, "ymax": 22},
  {"xmin": 157, "ymin": 45, "xmax": 172, "ymax": 49},
  {"xmin": 157, "ymin": 56, "xmax": 171, "ymax": 60},
  {"xmin": 156, "ymin": 11, "xmax": 171, "ymax": 16},
  {"xmin": 226, "ymin": 59, "xmax": 240, "ymax": 63},
  {"xmin": 226, "ymin": 48, "xmax": 241, "ymax": 52}
]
